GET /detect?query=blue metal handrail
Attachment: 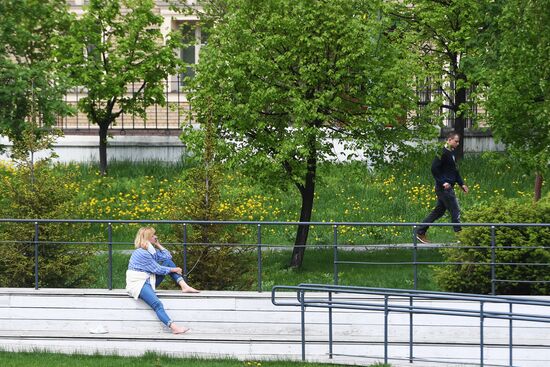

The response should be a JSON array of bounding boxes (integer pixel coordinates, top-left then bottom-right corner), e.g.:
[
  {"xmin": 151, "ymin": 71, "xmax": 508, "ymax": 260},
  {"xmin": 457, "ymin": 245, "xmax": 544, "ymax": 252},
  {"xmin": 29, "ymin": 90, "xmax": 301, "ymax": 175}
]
[{"xmin": 271, "ymin": 283, "xmax": 550, "ymax": 366}]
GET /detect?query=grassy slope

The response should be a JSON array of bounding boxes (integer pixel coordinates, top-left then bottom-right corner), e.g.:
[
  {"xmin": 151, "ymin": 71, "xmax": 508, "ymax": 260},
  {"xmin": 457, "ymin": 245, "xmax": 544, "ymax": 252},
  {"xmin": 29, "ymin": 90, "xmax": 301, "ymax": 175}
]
[{"xmin": 63, "ymin": 152, "xmax": 537, "ymax": 246}]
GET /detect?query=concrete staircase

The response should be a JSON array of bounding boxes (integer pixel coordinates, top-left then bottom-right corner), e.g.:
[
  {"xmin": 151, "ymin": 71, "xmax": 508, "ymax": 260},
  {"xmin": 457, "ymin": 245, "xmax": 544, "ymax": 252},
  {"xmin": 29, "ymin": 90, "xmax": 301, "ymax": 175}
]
[{"xmin": 1, "ymin": 288, "xmax": 550, "ymax": 366}]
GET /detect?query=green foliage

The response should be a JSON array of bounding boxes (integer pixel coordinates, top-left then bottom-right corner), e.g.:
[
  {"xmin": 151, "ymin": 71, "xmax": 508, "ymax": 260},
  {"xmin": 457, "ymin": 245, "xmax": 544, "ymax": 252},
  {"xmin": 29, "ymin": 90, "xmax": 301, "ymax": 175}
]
[
  {"xmin": 165, "ymin": 116, "xmax": 254, "ymax": 290},
  {"xmin": 186, "ymin": 0, "xmax": 436, "ymax": 183},
  {"xmin": 162, "ymin": 165, "xmax": 255, "ymax": 291},
  {"xmin": 0, "ymin": 162, "xmax": 99, "ymax": 287},
  {"xmin": 396, "ymin": 0, "xmax": 490, "ymax": 159},
  {"xmin": 0, "ymin": 0, "xmax": 72, "ymax": 149},
  {"xmin": 434, "ymin": 195, "xmax": 550, "ymax": 295},
  {"xmin": 483, "ymin": 0, "xmax": 550, "ymax": 182},
  {"xmin": 184, "ymin": 0, "xmax": 439, "ymax": 266}
]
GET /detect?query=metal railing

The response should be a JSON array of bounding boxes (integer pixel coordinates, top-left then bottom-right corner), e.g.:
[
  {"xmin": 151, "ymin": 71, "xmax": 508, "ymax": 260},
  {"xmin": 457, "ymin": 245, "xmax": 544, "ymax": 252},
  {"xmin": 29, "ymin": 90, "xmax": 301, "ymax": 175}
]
[
  {"xmin": 271, "ymin": 283, "xmax": 550, "ymax": 367},
  {"xmin": 0, "ymin": 218, "xmax": 548, "ymax": 294},
  {"xmin": 56, "ymin": 76, "xmax": 188, "ymax": 131}
]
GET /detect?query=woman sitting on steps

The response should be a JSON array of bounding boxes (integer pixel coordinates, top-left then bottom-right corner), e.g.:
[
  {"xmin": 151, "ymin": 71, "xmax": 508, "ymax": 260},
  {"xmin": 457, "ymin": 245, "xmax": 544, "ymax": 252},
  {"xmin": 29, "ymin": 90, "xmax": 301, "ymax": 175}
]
[{"xmin": 125, "ymin": 226, "xmax": 199, "ymax": 334}]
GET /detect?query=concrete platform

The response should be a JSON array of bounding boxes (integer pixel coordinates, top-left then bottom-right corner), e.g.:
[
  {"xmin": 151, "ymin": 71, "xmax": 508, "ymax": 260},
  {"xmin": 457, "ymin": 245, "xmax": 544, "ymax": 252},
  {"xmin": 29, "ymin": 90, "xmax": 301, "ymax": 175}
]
[{"xmin": 1, "ymin": 288, "xmax": 549, "ymax": 366}]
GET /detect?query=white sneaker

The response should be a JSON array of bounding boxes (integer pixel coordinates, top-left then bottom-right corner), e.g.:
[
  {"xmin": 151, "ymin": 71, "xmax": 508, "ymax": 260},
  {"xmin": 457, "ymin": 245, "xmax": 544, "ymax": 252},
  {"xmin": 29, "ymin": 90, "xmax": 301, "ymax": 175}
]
[{"xmin": 89, "ymin": 325, "xmax": 109, "ymax": 334}]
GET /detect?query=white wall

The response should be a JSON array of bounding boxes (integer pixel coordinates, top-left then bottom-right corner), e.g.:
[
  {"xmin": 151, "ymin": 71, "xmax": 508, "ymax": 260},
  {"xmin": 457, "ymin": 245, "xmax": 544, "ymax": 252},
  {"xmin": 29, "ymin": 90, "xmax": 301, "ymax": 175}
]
[
  {"xmin": 0, "ymin": 134, "xmax": 186, "ymax": 163},
  {"xmin": 0, "ymin": 132, "xmax": 505, "ymax": 164}
]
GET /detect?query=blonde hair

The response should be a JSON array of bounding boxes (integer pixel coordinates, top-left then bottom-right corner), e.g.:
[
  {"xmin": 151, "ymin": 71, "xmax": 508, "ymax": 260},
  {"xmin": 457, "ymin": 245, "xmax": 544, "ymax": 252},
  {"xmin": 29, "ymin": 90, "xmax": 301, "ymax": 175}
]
[{"xmin": 134, "ymin": 227, "xmax": 155, "ymax": 249}]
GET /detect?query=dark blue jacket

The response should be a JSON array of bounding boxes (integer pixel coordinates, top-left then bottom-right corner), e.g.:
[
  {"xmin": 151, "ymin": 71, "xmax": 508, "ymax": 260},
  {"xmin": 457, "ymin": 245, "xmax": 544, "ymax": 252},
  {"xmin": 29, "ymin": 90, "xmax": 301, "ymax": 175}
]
[{"xmin": 431, "ymin": 146, "xmax": 464, "ymax": 189}]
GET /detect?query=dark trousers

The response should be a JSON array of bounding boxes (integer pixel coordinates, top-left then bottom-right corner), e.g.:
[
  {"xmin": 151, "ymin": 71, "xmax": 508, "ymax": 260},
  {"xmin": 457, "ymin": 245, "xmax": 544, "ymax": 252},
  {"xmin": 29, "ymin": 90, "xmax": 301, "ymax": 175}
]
[{"xmin": 417, "ymin": 186, "xmax": 461, "ymax": 234}]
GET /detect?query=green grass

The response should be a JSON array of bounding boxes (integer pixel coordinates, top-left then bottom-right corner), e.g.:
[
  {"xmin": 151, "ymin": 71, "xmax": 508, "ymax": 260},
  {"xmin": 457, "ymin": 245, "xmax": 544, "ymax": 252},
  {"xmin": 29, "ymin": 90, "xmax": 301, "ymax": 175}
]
[
  {"xmin": 0, "ymin": 351, "xmax": 389, "ymax": 367},
  {"xmin": 261, "ymin": 248, "xmax": 442, "ymax": 291},
  {"xmin": 48, "ymin": 151, "xmax": 541, "ymax": 246},
  {"xmin": 91, "ymin": 252, "xmax": 132, "ymax": 289},
  {"xmin": 90, "ymin": 248, "xmax": 443, "ymax": 291}
]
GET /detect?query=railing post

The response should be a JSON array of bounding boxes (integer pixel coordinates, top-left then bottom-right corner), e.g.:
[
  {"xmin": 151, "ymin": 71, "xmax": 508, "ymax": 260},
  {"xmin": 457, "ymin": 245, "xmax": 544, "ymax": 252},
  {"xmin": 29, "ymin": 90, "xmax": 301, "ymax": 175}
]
[
  {"xmin": 108, "ymin": 222, "xmax": 113, "ymax": 290},
  {"xmin": 34, "ymin": 222, "xmax": 39, "ymax": 290},
  {"xmin": 257, "ymin": 224, "xmax": 262, "ymax": 292},
  {"xmin": 333, "ymin": 225, "xmax": 338, "ymax": 285},
  {"xmin": 177, "ymin": 74, "xmax": 181, "ymax": 123},
  {"xmin": 479, "ymin": 301, "xmax": 485, "ymax": 367},
  {"xmin": 63, "ymin": 91, "xmax": 67, "ymax": 128},
  {"xmin": 300, "ymin": 289, "xmax": 306, "ymax": 361},
  {"xmin": 509, "ymin": 303, "xmax": 513, "ymax": 367},
  {"xmin": 154, "ymin": 102, "xmax": 158, "ymax": 129},
  {"xmin": 410, "ymin": 225, "xmax": 418, "ymax": 363},
  {"xmin": 328, "ymin": 290, "xmax": 333, "ymax": 359},
  {"xmin": 490, "ymin": 226, "xmax": 496, "ymax": 295},
  {"xmin": 412, "ymin": 225, "xmax": 418, "ymax": 290},
  {"xmin": 165, "ymin": 77, "xmax": 169, "ymax": 129},
  {"xmin": 183, "ymin": 223, "xmax": 188, "ymax": 282},
  {"xmin": 409, "ymin": 296, "xmax": 414, "ymax": 363},
  {"xmin": 132, "ymin": 83, "xmax": 135, "ymax": 128},
  {"xmin": 384, "ymin": 295, "xmax": 389, "ymax": 365},
  {"xmin": 75, "ymin": 88, "xmax": 79, "ymax": 128}
]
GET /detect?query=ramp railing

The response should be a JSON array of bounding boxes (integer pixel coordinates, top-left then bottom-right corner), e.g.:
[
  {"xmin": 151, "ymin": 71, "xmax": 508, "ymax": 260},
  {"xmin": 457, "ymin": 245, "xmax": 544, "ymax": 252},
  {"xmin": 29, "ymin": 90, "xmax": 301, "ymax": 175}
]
[{"xmin": 272, "ymin": 283, "xmax": 550, "ymax": 366}]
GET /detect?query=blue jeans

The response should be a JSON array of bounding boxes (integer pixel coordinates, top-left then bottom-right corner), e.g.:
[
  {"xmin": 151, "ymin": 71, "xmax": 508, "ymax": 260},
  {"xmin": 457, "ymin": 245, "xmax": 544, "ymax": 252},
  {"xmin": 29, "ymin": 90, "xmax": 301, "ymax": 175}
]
[
  {"xmin": 138, "ymin": 258, "xmax": 183, "ymax": 326},
  {"xmin": 418, "ymin": 186, "xmax": 461, "ymax": 235},
  {"xmin": 157, "ymin": 258, "xmax": 184, "ymax": 286}
]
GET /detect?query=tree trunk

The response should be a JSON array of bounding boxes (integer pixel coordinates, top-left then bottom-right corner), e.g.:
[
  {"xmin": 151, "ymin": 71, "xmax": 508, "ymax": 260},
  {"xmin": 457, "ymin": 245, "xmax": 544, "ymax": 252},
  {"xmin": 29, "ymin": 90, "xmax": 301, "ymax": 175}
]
[
  {"xmin": 290, "ymin": 146, "xmax": 317, "ymax": 268},
  {"xmin": 534, "ymin": 173, "xmax": 543, "ymax": 202},
  {"xmin": 98, "ymin": 123, "xmax": 109, "ymax": 176},
  {"xmin": 454, "ymin": 73, "xmax": 467, "ymax": 161},
  {"xmin": 289, "ymin": 171, "xmax": 316, "ymax": 268}
]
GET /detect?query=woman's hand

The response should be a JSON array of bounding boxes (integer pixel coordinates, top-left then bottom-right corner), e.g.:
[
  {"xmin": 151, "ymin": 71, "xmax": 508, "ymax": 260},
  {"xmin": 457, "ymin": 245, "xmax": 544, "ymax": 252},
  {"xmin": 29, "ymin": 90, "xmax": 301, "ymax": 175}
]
[
  {"xmin": 171, "ymin": 267, "xmax": 183, "ymax": 275},
  {"xmin": 151, "ymin": 235, "xmax": 162, "ymax": 248}
]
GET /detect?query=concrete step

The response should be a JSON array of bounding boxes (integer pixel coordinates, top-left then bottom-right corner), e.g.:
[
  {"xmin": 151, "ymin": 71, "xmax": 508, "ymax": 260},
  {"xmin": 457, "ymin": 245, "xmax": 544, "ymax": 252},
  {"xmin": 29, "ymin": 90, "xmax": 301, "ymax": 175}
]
[{"xmin": 1, "ymin": 288, "xmax": 550, "ymax": 366}]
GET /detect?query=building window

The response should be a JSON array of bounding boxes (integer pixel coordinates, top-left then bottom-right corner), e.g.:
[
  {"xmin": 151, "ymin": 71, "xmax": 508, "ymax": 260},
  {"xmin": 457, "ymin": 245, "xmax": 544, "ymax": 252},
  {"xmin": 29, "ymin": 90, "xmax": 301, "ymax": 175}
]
[{"xmin": 180, "ymin": 24, "xmax": 207, "ymax": 86}]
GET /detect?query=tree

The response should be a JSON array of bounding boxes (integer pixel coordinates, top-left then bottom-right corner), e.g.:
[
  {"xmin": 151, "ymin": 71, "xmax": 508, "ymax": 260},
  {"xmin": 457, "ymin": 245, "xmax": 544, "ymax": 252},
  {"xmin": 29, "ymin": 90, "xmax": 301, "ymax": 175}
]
[
  {"xmin": 0, "ymin": 0, "xmax": 72, "ymax": 153},
  {"xmin": 483, "ymin": 0, "xmax": 549, "ymax": 201},
  {"xmin": 184, "ymin": 0, "xmax": 438, "ymax": 267},
  {"xmin": 395, "ymin": 0, "xmax": 488, "ymax": 160},
  {"xmin": 60, "ymin": 0, "xmax": 181, "ymax": 175},
  {"xmin": 166, "ymin": 102, "xmax": 254, "ymax": 290}
]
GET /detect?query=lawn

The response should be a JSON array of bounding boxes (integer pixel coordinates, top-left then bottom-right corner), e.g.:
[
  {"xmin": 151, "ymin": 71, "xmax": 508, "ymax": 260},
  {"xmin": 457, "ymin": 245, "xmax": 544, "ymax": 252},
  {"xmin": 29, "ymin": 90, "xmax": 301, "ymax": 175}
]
[
  {"xmin": 1, "ymin": 150, "xmax": 532, "ymax": 248},
  {"xmin": 0, "ymin": 351, "xmax": 389, "ymax": 367}
]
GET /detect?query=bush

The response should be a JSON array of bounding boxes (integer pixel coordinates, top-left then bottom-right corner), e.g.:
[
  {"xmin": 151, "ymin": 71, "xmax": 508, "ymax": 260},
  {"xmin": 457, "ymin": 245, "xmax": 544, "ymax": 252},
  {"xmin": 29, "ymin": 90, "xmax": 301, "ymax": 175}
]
[
  {"xmin": 0, "ymin": 162, "xmax": 99, "ymax": 288},
  {"xmin": 160, "ymin": 165, "xmax": 255, "ymax": 290},
  {"xmin": 434, "ymin": 194, "xmax": 550, "ymax": 295}
]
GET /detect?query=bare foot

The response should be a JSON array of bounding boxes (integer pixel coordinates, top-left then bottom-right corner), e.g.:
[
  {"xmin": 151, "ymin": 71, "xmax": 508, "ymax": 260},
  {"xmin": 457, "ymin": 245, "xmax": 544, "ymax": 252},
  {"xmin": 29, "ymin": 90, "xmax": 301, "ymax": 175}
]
[
  {"xmin": 181, "ymin": 286, "xmax": 200, "ymax": 293},
  {"xmin": 170, "ymin": 323, "xmax": 189, "ymax": 334}
]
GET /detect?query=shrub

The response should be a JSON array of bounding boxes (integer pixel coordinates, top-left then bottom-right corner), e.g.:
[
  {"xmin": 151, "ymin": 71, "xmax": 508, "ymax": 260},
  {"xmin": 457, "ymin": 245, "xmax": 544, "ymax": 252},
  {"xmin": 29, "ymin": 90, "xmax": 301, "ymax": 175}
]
[
  {"xmin": 160, "ymin": 165, "xmax": 255, "ymax": 291},
  {"xmin": 434, "ymin": 194, "xmax": 550, "ymax": 295},
  {"xmin": 0, "ymin": 162, "xmax": 99, "ymax": 288}
]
